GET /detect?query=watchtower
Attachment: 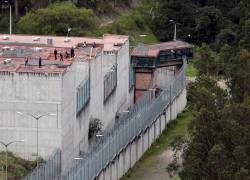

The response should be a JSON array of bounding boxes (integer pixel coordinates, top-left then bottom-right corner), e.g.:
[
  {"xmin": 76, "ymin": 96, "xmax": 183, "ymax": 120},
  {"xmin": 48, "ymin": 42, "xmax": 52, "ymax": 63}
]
[{"xmin": 131, "ymin": 40, "xmax": 194, "ymax": 102}]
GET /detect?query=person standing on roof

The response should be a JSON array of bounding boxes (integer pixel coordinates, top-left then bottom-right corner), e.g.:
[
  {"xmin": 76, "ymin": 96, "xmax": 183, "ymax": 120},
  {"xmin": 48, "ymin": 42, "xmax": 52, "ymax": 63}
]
[
  {"xmin": 39, "ymin": 57, "xmax": 42, "ymax": 68},
  {"xmin": 92, "ymin": 42, "xmax": 96, "ymax": 48},
  {"xmin": 60, "ymin": 52, "xmax": 63, "ymax": 61},
  {"xmin": 54, "ymin": 49, "xmax": 58, "ymax": 60},
  {"xmin": 25, "ymin": 57, "xmax": 28, "ymax": 66},
  {"xmin": 65, "ymin": 51, "xmax": 69, "ymax": 58},
  {"xmin": 70, "ymin": 47, "xmax": 75, "ymax": 58}
]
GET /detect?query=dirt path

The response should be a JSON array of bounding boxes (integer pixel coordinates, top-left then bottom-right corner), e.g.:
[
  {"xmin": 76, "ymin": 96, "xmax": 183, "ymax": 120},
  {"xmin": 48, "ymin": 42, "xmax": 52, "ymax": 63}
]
[
  {"xmin": 187, "ymin": 76, "xmax": 228, "ymax": 91},
  {"xmin": 121, "ymin": 108, "xmax": 194, "ymax": 180},
  {"xmin": 122, "ymin": 149, "xmax": 174, "ymax": 180}
]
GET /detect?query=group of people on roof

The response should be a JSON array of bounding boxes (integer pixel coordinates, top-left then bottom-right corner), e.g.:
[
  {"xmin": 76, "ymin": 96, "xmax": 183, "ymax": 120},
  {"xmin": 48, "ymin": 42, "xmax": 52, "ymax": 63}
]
[
  {"xmin": 54, "ymin": 47, "xmax": 75, "ymax": 61},
  {"xmin": 24, "ymin": 41, "xmax": 98, "ymax": 68}
]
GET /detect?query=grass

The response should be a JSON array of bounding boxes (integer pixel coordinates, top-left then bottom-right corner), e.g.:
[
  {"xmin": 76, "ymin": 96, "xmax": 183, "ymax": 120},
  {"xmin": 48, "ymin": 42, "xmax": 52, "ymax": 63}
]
[
  {"xmin": 120, "ymin": 107, "xmax": 195, "ymax": 180},
  {"xmin": 186, "ymin": 60, "xmax": 198, "ymax": 77},
  {"xmin": 0, "ymin": 152, "xmax": 36, "ymax": 180},
  {"xmin": 172, "ymin": 177, "xmax": 181, "ymax": 180}
]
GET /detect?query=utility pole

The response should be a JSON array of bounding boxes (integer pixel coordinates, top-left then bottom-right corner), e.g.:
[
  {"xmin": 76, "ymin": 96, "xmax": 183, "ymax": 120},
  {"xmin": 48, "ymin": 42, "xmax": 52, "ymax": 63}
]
[
  {"xmin": 9, "ymin": 2, "xmax": 11, "ymax": 34},
  {"xmin": 169, "ymin": 19, "xmax": 177, "ymax": 41},
  {"xmin": 17, "ymin": 112, "xmax": 55, "ymax": 180},
  {"xmin": 3, "ymin": 0, "xmax": 11, "ymax": 34},
  {"xmin": 174, "ymin": 23, "xmax": 176, "ymax": 41},
  {"xmin": 67, "ymin": 27, "xmax": 71, "ymax": 37}
]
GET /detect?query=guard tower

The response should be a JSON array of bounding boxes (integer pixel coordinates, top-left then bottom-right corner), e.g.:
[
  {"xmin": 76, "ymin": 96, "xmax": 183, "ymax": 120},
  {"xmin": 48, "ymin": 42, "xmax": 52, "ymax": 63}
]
[{"xmin": 131, "ymin": 40, "xmax": 194, "ymax": 102}]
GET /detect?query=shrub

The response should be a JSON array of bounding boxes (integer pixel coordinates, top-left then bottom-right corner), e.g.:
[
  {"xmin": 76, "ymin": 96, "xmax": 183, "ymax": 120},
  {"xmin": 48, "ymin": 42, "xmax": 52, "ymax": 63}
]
[{"xmin": 88, "ymin": 118, "xmax": 103, "ymax": 140}]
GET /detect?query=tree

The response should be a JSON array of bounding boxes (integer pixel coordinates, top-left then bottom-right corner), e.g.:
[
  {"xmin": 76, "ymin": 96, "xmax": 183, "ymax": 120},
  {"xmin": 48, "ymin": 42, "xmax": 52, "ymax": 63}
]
[
  {"xmin": 228, "ymin": 1, "xmax": 248, "ymax": 25},
  {"xmin": 228, "ymin": 49, "xmax": 250, "ymax": 103},
  {"xmin": 30, "ymin": 0, "xmax": 50, "ymax": 9},
  {"xmin": 180, "ymin": 75, "xmax": 250, "ymax": 180},
  {"xmin": 17, "ymin": 2, "xmax": 98, "ymax": 36},
  {"xmin": 217, "ymin": 44, "xmax": 235, "ymax": 75},
  {"xmin": 181, "ymin": 101, "xmax": 250, "ymax": 180},
  {"xmin": 239, "ymin": 18, "xmax": 250, "ymax": 50},
  {"xmin": 180, "ymin": 76, "xmax": 227, "ymax": 179},
  {"xmin": 195, "ymin": 43, "xmax": 218, "ymax": 76},
  {"xmin": 195, "ymin": 6, "xmax": 223, "ymax": 44},
  {"xmin": 215, "ymin": 28, "xmax": 237, "ymax": 49},
  {"xmin": 14, "ymin": 0, "xmax": 19, "ymax": 18},
  {"xmin": 151, "ymin": 0, "xmax": 196, "ymax": 41}
]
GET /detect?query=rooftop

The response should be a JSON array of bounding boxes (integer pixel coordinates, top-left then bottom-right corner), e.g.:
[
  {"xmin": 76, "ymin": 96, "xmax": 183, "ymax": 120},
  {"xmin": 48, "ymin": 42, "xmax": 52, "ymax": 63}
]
[
  {"xmin": 131, "ymin": 40, "xmax": 194, "ymax": 58},
  {"xmin": 0, "ymin": 34, "xmax": 128, "ymax": 74}
]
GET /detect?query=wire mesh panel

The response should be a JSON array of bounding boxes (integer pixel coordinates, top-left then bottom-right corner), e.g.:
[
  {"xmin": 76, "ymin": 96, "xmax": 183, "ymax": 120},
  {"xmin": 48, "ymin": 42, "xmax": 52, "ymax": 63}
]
[
  {"xmin": 23, "ymin": 59, "xmax": 186, "ymax": 180},
  {"xmin": 62, "ymin": 60, "xmax": 187, "ymax": 180},
  {"xmin": 23, "ymin": 149, "xmax": 61, "ymax": 180}
]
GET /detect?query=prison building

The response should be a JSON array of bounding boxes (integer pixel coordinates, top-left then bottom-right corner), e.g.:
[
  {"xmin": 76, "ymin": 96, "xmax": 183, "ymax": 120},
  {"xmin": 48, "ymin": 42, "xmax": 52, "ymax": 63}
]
[
  {"xmin": 0, "ymin": 34, "xmax": 132, "ymax": 171},
  {"xmin": 131, "ymin": 40, "xmax": 194, "ymax": 101}
]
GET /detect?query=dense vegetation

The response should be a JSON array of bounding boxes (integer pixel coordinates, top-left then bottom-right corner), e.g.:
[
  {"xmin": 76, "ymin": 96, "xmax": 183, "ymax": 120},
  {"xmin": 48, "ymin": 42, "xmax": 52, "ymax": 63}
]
[
  {"xmin": 0, "ymin": 0, "xmax": 157, "ymax": 45},
  {"xmin": 155, "ymin": 1, "xmax": 250, "ymax": 179},
  {"xmin": 1, "ymin": 0, "xmax": 250, "ymax": 179},
  {"xmin": 17, "ymin": 2, "xmax": 98, "ymax": 36}
]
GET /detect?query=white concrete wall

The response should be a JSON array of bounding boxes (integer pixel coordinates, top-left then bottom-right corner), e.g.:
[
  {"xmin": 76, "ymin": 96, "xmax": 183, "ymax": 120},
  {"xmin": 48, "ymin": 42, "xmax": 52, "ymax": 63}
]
[
  {"xmin": 0, "ymin": 40, "xmax": 131, "ymax": 173},
  {"xmin": 61, "ymin": 41, "xmax": 131, "ymax": 172},
  {"xmin": 61, "ymin": 58, "xmax": 91, "ymax": 172},
  {"xmin": 0, "ymin": 72, "xmax": 62, "ymax": 160},
  {"xmin": 116, "ymin": 41, "xmax": 131, "ymax": 113},
  {"xmin": 154, "ymin": 67, "xmax": 175, "ymax": 88},
  {"xmin": 88, "ymin": 53, "xmax": 114, "ymax": 128},
  {"xmin": 96, "ymin": 88, "xmax": 187, "ymax": 180},
  {"xmin": 89, "ymin": 40, "xmax": 131, "ymax": 130}
]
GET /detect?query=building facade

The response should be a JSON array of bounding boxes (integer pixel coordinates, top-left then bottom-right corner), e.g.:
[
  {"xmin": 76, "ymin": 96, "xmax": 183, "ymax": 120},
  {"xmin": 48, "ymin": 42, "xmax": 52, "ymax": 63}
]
[
  {"xmin": 131, "ymin": 40, "xmax": 194, "ymax": 101},
  {"xmin": 0, "ymin": 34, "xmax": 132, "ymax": 170}
]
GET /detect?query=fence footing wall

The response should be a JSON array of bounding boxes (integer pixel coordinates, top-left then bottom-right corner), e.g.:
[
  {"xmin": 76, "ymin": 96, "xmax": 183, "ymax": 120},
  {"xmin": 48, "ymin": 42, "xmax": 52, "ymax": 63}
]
[{"xmin": 96, "ymin": 88, "xmax": 187, "ymax": 180}]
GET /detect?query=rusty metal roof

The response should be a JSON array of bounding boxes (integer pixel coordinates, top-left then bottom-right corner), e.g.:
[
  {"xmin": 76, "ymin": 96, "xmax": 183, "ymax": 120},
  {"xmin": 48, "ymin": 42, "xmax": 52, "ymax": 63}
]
[{"xmin": 131, "ymin": 40, "xmax": 194, "ymax": 58}]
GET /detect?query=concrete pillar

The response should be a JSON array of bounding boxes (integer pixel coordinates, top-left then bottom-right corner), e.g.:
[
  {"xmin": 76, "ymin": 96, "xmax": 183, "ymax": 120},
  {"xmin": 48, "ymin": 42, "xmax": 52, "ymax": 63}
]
[
  {"xmin": 117, "ymin": 153, "xmax": 124, "ymax": 179},
  {"xmin": 154, "ymin": 121, "xmax": 156, "ymax": 140},
  {"xmin": 104, "ymin": 165, "xmax": 111, "ymax": 180},
  {"xmin": 129, "ymin": 143, "xmax": 132, "ymax": 168},
  {"xmin": 161, "ymin": 114, "xmax": 165, "ymax": 133},
  {"xmin": 136, "ymin": 137, "xmax": 138, "ymax": 161},
  {"xmin": 111, "ymin": 160, "xmax": 117, "ymax": 180},
  {"xmin": 147, "ymin": 128, "xmax": 150, "ymax": 148},
  {"xmin": 137, "ymin": 135, "xmax": 143, "ymax": 160},
  {"xmin": 149, "ymin": 123, "xmax": 154, "ymax": 147},
  {"xmin": 159, "ymin": 115, "xmax": 162, "ymax": 134}
]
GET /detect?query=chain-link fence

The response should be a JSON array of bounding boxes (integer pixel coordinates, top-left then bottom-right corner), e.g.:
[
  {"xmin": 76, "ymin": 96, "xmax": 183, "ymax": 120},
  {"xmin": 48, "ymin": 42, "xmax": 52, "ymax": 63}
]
[
  {"xmin": 23, "ymin": 59, "xmax": 186, "ymax": 180},
  {"xmin": 23, "ymin": 149, "xmax": 61, "ymax": 180},
  {"xmin": 62, "ymin": 61, "xmax": 186, "ymax": 180}
]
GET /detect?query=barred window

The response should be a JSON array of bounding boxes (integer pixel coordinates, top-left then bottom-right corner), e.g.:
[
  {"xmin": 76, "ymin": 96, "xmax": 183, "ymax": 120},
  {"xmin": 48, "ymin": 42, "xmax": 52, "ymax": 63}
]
[
  {"xmin": 76, "ymin": 77, "xmax": 90, "ymax": 115},
  {"xmin": 104, "ymin": 65, "xmax": 117, "ymax": 103},
  {"xmin": 129, "ymin": 66, "xmax": 134, "ymax": 91},
  {"xmin": 159, "ymin": 51, "xmax": 175, "ymax": 61}
]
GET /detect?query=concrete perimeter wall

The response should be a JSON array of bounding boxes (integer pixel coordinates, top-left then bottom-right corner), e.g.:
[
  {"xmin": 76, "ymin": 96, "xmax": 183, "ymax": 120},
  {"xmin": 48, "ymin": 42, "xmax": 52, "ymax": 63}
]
[
  {"xmin": 95, "ymin": 88, "xmax": 187, "ymax": 180},
  {"xmin": 0, "ymin": 72, "xmax": 62, "ymax": 160}
]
